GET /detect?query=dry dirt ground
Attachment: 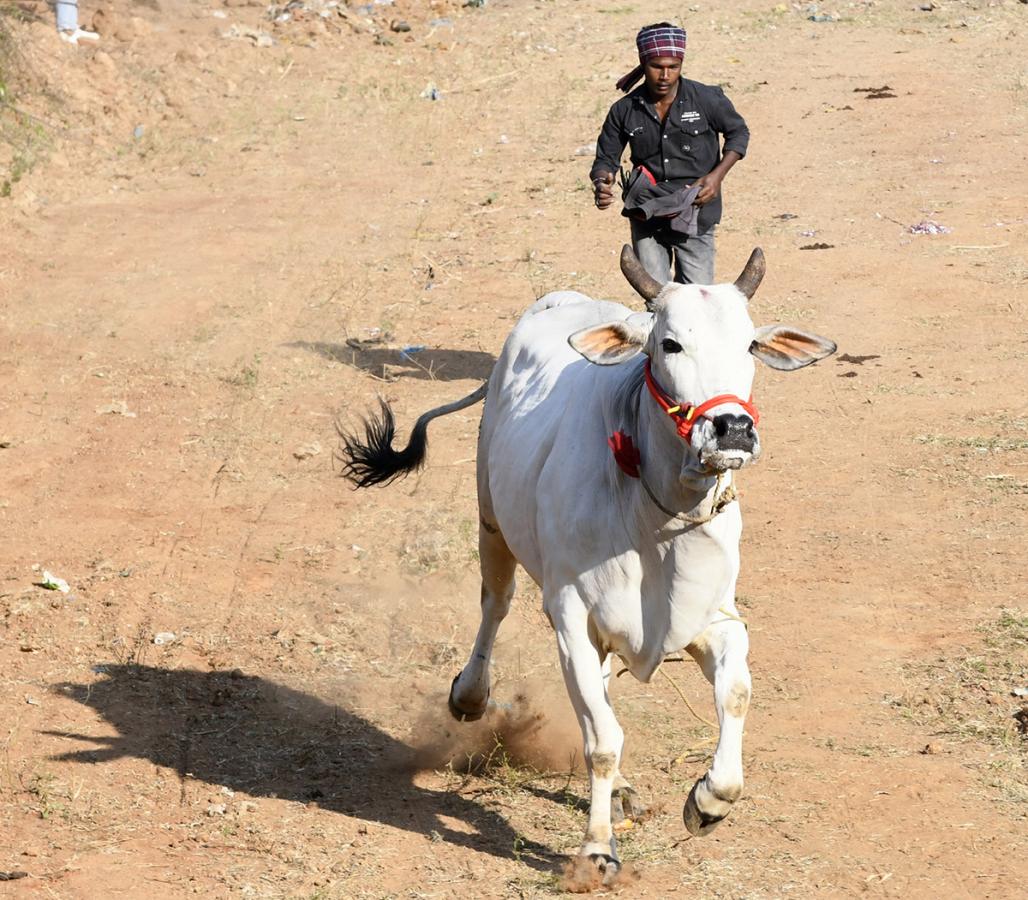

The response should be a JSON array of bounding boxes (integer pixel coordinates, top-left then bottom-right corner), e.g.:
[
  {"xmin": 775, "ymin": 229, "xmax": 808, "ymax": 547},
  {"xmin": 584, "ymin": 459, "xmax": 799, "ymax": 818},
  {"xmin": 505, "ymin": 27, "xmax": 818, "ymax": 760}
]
[{"xmin": 1, "ymin": 0, "xmax": 1026, "ymax": 897}]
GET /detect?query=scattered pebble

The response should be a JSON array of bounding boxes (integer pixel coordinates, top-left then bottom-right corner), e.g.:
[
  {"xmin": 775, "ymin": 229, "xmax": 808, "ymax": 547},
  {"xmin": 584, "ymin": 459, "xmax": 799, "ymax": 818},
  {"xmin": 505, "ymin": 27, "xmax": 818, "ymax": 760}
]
[
  {"xmin": 574, "ymin": 143, "xmax": 597, "ymax": 156},
  {"xmin": 420, "ymin": 83, "xmax": 441, "ymax": 101},
  {"xmin": 908, "ymin": 220, "xmax": 951, "ymax": 235},
  {"xmin": 153, "ymin": 632, "xmax": 176, "ymax": 646},
  {"xmin": 96, "ymin": 400, "xmax": 136, "ymax": 417},
  {"xmin": 206, "ymin": 803, "xmax": 227, "ymax": 816},
  {"xmin": 293, "ymin": 442, "xmax": 322, "ymax": 460},
  {"xmin": 223, "ymin": 24, "xmax": 274, "ymax": 47},
  {"xmin": 39, "ymin": 570, "xmax": 70, "ymax": 593},
  {"xmin": 345, "ymin": 337, "xmax": 381, "ymax": 351},
  {"xmin": 854, "ymin": 85, "xmax": 896, "ymax": 100}
]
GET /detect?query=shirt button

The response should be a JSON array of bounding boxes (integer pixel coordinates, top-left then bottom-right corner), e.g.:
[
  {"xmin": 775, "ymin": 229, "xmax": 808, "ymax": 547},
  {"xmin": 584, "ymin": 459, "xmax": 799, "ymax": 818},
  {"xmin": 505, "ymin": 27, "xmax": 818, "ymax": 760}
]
[{"xmin": 663, "ymin": 158, "xmax": 669, "ymax": 163}]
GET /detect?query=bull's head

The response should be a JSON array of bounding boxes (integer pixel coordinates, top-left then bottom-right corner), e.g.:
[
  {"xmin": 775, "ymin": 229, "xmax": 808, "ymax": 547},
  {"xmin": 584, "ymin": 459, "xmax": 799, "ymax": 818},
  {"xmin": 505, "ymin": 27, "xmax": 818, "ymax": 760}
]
[{"xmin": 569, "ymin": 246, "xmax": 836, "ymax": 476}]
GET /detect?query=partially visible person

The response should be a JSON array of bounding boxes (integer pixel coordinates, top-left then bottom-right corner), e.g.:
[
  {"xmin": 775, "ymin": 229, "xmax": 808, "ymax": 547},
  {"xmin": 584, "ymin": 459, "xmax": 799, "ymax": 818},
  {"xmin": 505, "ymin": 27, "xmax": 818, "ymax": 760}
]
[
  {"xmin": 55, "ymin": 0, "xmax": 99, "ymax": 45},
  {"xmin": 590, "ymin": 22, "xmax": 749, "ymax": 284}
]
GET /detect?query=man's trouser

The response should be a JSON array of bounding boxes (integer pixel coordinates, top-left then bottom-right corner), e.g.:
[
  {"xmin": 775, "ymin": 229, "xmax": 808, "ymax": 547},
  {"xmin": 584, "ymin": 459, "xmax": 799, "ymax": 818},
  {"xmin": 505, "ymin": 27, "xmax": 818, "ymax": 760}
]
[
  {"xmin": 55, "ymin": 0, "xmax": 79, "ymax": 31},
  {"xmin": 630, "ymin": 219, "xmax": 716, "ymax": 285}
]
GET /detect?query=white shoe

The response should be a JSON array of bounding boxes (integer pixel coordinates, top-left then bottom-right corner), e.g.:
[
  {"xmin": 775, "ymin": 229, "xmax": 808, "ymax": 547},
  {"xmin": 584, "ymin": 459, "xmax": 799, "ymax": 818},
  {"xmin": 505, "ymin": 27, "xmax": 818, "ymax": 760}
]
[{"xmin": 59, "ymin": 28, "xmax": 100, "ymax": 45}]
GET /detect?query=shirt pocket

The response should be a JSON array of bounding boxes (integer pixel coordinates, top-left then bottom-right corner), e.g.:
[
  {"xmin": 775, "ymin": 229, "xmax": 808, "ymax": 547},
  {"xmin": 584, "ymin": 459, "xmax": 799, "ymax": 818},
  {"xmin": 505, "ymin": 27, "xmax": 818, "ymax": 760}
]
[
  {"xmin": 672, "ymin": 114, "xmax": 718, "ymax": 170},
  {"xmin": 672, "ymin": 113, "xmax": 711, "ymax": 152},
  {"xmin": 627, "ymin": 122, "xmax": 660, "ymax": 161}
]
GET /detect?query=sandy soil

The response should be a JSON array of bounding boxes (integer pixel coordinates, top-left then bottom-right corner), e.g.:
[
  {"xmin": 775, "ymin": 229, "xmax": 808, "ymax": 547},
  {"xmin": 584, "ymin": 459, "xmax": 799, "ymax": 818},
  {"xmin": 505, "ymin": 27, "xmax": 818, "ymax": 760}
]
[{"xmin": 1, "ymin": 0, "xmax": 1025, "ymax": 897}]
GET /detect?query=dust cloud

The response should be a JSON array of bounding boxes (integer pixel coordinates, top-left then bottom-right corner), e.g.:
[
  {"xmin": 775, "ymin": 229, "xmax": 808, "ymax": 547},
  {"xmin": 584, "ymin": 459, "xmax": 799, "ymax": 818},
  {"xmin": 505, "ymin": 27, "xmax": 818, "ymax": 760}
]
[
  {"xmin": 559, "ymin": 856, "xmax": 641, "ymax": 893},
  {"xmin": 405, "ymin": 676, "xmax": 583, "ymax": 776}
]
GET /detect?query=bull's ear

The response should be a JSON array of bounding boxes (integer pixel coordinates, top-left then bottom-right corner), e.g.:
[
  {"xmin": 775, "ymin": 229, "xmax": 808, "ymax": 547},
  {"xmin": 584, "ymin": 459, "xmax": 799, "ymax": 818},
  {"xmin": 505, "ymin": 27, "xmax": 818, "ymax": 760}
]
[
  {"xmin": 569, "ymin": 314, "xmax": 651, "ymax": 366},
  {"xmin": 750, "ymin": 325, "xmax": 837, "ymax": 371}
]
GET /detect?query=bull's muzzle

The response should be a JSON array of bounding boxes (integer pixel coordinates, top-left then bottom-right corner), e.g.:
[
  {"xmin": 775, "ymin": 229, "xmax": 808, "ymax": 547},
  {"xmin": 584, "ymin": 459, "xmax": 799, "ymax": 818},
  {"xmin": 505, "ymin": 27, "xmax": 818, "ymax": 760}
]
[
  {"xmin": 713, "ymin": 414, "xmax": 756, "ymax": 453},
  {"xmin": 697, "ymin": 414, "xmax": 761, "ymax": 472}
]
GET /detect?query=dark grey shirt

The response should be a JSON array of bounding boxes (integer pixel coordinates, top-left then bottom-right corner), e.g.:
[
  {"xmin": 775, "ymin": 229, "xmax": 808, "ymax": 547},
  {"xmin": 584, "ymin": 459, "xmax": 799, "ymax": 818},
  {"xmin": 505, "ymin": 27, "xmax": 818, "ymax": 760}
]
[{"xmin": 590, "ymin": 78, "xmax": 749, "ymax": 231}]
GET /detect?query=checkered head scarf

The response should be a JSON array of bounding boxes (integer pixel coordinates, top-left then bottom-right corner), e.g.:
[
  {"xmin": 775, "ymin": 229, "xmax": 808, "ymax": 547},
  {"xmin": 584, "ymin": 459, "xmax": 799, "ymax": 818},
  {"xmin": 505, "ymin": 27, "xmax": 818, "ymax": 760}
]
[{"xmin": 616, "ymin": 23, "xmax": 687, "ymax": 93}]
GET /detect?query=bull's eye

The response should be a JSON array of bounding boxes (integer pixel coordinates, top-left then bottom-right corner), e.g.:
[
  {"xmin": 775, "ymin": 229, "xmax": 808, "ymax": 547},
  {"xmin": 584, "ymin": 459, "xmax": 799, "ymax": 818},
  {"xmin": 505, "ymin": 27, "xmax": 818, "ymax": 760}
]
[{"xmin": 661, "ymin": 338, "xmax": 683, "ymax": 354}]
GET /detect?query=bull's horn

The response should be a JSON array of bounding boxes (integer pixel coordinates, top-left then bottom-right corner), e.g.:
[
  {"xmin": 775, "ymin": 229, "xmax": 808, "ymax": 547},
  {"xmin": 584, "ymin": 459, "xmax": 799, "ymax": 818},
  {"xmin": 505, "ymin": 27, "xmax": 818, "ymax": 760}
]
[
  {"xmin": 620, "ymin": 244, "xmax": 664, "ymax": 307},
  {"xmin": 734, "ymin": 248, "xmax": 766, "ymax": 300}
]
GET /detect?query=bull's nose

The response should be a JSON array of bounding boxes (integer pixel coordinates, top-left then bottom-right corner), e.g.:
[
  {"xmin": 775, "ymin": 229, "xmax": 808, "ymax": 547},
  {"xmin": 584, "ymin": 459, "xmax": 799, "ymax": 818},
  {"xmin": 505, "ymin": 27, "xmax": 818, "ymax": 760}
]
[{"xmin": 712, "ymin": 414, "xmax": 756, "ymax": 452}]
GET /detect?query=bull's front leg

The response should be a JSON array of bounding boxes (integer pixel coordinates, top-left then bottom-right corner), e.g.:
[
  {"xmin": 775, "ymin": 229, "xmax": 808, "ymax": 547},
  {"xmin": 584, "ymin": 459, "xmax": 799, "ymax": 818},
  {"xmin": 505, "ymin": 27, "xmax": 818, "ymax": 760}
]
[
  {"xmin": 550, "ymin": 591, "xmax": 624, "ymax": 878},
  {"xmin": 683, "ymin": 605, "xmax": 751, "ymax": 835}
]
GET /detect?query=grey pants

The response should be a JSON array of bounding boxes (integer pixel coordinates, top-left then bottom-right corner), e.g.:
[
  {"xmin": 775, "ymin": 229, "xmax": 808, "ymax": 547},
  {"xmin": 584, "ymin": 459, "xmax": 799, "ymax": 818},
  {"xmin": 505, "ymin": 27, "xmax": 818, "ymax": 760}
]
[
  {"xmin": 631, "ymin": 220, "xmax": 716, "ymax": 285},
  {"xmin": 55, "ymin": 0, "xmax": 79, "ymax": 31}
]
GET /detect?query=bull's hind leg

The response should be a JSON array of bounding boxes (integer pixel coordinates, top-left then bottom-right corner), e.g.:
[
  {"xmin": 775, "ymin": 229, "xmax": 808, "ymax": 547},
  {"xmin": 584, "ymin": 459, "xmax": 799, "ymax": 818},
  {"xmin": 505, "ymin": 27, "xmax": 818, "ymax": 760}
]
[
  {"xmin": 683, "ymin": 605, "xmax": 752, "ymax": 836},
  {"xmin": 448, "ymin": 522, "xmax": 516, "ymax": 721}
]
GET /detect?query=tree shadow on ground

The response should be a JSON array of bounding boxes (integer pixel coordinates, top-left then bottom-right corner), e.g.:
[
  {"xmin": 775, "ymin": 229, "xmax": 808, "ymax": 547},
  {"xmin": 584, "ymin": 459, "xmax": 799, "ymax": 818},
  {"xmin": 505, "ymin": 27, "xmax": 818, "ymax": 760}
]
[
  {"xmin": 289, "ymin": 341, "xmax": 495, "ymax": 383},
  {"xmin": 47, "ymin": 664, "xmax": 558, "ymax": 870}
]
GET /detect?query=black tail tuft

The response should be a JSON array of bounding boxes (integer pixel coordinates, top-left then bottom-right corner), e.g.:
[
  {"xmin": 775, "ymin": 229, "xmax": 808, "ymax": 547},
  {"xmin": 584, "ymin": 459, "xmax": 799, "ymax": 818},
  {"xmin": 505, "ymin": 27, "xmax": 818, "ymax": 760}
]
[{"xmin": 337, "ymin": 398, "xmax": 428, "ymax": 488}]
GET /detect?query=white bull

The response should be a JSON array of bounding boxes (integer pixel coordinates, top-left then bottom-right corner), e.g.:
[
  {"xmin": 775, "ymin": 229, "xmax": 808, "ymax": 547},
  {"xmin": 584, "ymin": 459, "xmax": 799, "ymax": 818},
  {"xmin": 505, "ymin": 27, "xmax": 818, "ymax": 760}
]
[{"xmin": 341, "ymin": 246, "xmax": 836, "ymax": 877}]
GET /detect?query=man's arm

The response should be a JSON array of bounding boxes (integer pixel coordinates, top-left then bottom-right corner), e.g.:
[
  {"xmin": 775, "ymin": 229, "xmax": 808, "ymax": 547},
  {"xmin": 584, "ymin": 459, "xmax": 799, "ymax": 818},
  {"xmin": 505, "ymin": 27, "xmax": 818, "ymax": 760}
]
[
  {"xmin": 693, "ymin": 150, "xmax": 742, "ymax": 206},
  {"xmin": 693, "ymin": 87, "xmax": 749, "ymax": 206},
  {"xmin": 590, "ymin": 103, "xmax": 628, "ymax": 210}
]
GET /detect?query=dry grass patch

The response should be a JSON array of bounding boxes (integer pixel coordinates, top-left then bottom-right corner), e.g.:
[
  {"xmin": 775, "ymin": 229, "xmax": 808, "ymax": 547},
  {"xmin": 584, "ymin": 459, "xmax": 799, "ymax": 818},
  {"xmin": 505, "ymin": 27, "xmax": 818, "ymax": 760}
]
[
  {"xmin": 889, "ymin": 608, "xmax": 1026, "ymax": 803},
  {"xmin": 0, "ymin": 5, "xmax": 50, "ymax": 196}
]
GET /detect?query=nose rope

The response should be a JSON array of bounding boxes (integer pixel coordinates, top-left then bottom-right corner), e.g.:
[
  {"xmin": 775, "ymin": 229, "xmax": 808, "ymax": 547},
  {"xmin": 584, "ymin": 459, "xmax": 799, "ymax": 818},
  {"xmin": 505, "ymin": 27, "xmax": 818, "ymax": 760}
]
[
  {"xmin": 640, "ymin": 470, "xmax": 737, "ymax": 526},
  {"xmin": 643, "ymin": 359, "xmax": 759, "ymax": 442}
]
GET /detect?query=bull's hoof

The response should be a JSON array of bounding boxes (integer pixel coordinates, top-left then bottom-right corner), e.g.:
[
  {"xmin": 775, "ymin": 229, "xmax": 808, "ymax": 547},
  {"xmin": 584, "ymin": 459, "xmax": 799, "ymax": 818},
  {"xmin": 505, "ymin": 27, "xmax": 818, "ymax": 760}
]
[
  {"xmin": 612, "ymin": 786, "xmax": 648, "ymax": 824},
  {"xmin": 447, "ymin": 673, "xmax": 489, "ymax": 722},
  {"xmin": 562, "ymin": 852, "xmax": 622, "ymax": 891},
  {"xmin": 589, "ymin": 853, "xmax": 620, "ymax": 882},
  {"xmin": 683, "ymin": 781, "xmax": 727, "ymax": 837}
]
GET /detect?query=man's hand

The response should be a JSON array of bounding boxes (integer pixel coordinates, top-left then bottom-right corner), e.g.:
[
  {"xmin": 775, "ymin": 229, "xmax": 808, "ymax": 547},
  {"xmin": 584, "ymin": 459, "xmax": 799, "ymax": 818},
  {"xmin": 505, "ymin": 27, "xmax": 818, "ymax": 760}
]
[
  {"xmin": 690, "ymin": 151, "xmax": 742, "ymax": 206},
  {"xmin": 593, "ymin": 171, "xmax": 615, "ymax": 210},
  {"xmin": 691, "ymin": 171, "xmax": 724, "ymax": 206}
]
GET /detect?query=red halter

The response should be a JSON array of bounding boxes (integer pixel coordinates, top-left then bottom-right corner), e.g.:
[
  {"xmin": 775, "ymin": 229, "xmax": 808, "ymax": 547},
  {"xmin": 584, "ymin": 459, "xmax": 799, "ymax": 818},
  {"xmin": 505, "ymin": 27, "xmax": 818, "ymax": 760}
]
[
  {"xmin": 607, "ymin": 361, "xmax": 761, "ymax": 479},
  {"xmin": 643, "ymin": 359, "xmax": 759, "ymax": 443}
]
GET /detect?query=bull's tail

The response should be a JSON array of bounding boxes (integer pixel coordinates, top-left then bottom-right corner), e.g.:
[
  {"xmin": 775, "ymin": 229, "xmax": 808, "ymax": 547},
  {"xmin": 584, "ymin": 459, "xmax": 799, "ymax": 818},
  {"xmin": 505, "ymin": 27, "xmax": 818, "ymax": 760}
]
[{"xmin": 338, "ymin": 383, "xmax": 488, "ymax": 488}]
